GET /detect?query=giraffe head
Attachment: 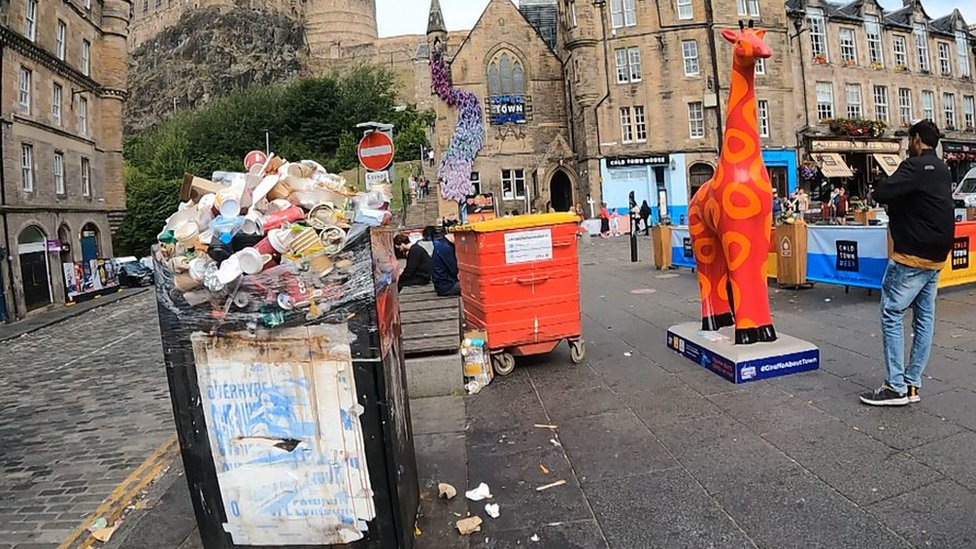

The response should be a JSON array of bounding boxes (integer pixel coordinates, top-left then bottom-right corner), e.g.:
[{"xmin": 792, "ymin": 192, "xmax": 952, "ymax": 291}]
[{"xmin": 722, "ymin": 21, "xmax": 772, "ymax": 67}]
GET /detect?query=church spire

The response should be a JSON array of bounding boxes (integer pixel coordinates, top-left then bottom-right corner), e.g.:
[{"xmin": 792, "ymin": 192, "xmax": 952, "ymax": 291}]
[{"xmin": 427, "ymin": 0, "xmax": 447, "ymax": 36}]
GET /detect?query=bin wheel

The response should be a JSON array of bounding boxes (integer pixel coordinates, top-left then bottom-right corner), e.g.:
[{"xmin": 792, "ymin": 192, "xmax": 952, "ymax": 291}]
[
  {"xmin": 569, "ymin": 341, "xmax": 586, "ymax": 364},
  {"xmin": 493, "ymin": 353, "xmax": 516, "ymax": 376}
]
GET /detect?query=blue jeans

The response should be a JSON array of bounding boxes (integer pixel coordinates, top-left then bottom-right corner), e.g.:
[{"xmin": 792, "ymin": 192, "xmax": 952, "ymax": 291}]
[{"xmin": 881, "ymin": 260, "xmax": 940, "ymax": 394}]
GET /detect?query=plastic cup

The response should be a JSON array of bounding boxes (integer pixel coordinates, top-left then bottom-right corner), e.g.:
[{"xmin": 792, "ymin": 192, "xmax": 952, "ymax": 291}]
[
  {"xmin": 267, "ymin": 228, "xmax": 295, "ymax": 254},
  {"xmin": 214, "ymin": 190, "xmax": 241, "ymax": 218},
  {"xmin": 236, "ymin": 248, "xmax": 272, "ymax": 275}
]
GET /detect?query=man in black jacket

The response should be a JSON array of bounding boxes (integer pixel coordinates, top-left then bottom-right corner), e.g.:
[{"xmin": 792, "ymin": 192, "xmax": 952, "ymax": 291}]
[
  {"xmin": 394, "ymin": 234, "xmax": 431, "ymax": 291},
  {"xmin": 860, "ymin": 120, "xmax": 955, "ymax": 406}
]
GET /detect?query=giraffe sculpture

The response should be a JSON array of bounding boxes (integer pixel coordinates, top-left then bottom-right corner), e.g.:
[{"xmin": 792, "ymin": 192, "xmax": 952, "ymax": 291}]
[{"xmin": 688, "ymin": 21, "xmax": 777, "ymax": 345}]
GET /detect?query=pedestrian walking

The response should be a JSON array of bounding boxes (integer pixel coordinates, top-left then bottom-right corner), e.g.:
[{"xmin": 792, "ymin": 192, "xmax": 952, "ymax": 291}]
[
  {"xmin": 609, "ymin": 210, "xmax": 620, "ymax": 237},
  {"xmin": 859, "ymin": 120, "xmax": 955, "ymax": 406},
  {"xmin": 599, "ymin": 203, "xmax": 611, "ymax": 238},
  {"xmin": 639, "ymin": 200, "xmax": 651, "ymax": 235}
]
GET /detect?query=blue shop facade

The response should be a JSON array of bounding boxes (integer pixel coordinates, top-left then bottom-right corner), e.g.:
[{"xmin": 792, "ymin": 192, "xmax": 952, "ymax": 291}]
[{"xmin": 600, "ymin": 150, "xmax": 798, "ymax": 223}]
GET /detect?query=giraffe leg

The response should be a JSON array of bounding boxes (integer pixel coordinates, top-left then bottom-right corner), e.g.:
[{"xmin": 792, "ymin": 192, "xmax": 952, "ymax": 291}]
[
  {"xmin": 690, "ymin": 211, "xmax": 732, "ymax": 331},
  {"xmin": 723, "ymin": 227, "xmax": 777, "ymax": 344}
]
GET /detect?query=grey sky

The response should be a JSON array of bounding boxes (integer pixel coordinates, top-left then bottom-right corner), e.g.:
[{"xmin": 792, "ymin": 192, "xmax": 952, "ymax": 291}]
[{"xmin": 375, "ymin": 0, "xmax": 976, "ymax": 37}]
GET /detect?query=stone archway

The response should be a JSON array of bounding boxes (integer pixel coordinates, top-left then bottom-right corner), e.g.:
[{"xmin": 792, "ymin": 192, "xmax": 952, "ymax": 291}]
[
  {"xmin": 549, "ymin": 170, "xmax": 573, "ymax": 213},
  {"xmin": 18, "ymin": 225, "xmax": 52, "ymax": 311}
]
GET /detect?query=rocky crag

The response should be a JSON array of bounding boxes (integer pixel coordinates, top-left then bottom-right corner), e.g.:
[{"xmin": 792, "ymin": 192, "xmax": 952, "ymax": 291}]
[{"xmin": 126, "ymin": 5, "xmax": 306, "ymax": 134}]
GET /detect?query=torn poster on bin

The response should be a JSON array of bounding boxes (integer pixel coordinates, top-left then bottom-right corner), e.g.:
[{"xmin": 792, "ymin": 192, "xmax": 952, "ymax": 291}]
[{"xmin": 191, "ymin": 324, "xmax": 375, "ymax": 545}]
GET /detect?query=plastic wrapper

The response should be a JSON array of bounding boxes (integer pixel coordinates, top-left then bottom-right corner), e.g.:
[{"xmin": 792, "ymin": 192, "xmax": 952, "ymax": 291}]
[{"xmin": 153, "ymin": 155, "xmax": 418, "ymax": 547}]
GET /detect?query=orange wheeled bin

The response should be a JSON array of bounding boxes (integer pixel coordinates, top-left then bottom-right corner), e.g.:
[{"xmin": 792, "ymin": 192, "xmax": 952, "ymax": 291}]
[{"xmin": 451, "ymin": 213, "xmax": 585, "ymax": 376}]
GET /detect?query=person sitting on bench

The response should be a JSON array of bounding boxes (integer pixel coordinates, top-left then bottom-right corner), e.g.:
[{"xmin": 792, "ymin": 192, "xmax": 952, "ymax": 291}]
[{"xmin": 394, "ymin": 234, "xmax": 431, "ymax": 291}]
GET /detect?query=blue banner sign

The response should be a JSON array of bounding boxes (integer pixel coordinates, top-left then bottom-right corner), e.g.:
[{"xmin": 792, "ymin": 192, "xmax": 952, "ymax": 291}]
[{"xmin": 488, "ymin": 95, "xmax": 529, "ymax": 125}]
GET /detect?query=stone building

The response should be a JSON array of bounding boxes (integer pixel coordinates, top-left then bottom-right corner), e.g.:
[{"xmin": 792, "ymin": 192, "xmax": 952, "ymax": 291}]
[
  {"xmin": 125, "ymin": 0, "xmax": 975, "ymax": 218},
  {"xmin": 787, "ymin": 0, "xmax": 976, "ymax": 198},
  {"xmin": 428, "ymin": 0, "xmax": 575, "ymax": 216},
  {"xmin": 0, "ymin": 0, "xmax": 129, "ymax": 320},
  {"xmin": 561, "ymin": 0, "xmax": 799, "ymax": 223}
]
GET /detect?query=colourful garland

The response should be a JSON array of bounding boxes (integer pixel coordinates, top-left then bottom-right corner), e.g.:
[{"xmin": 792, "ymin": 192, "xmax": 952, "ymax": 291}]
[{"xmin": 431, "ymin": 48, "xmax": 484, "ymax": 203}]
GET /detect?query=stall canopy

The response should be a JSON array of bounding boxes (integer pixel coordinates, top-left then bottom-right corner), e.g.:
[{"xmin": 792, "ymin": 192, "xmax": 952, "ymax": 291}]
[
  {"xmin": 872, "ymin": 153, "xmax": 902, "ymax": 176},
  {"xmin": 812, "ymin": 153, "xmax": 855, "ymax": 179}
]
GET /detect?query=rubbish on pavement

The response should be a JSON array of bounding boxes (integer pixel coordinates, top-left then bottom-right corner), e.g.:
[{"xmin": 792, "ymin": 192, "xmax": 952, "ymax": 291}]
[
  {"xmin": 464, "ymin": 380, "xmax": 483, "ymax": 394},
  {"xmin": 534, "ymin": 424, "xmax": 558, "ymax": 429},
  {"xmin": 461, "ymin": 333, "xmax": 492, "ymax": 388},
  {"xmin": 438, "ymin": 483, "xmax": 458, "ymax": 500},
  {"xmin": 456, "ymin": 516, "xmax": 483, "ymax": 535},
  {"xmin": 624, "ymin": 352, "xmax": 632, "ymax": 357},
  {"xmin": 549, "ymin": 438, "xmax": 562, "ymax": 447},
  {"xmin": 536, "ymin": 479, "xmax": 567, "ymax": 492},
  {"xmin": 91, "ymin": 526, "xmax": 118, "ymax": 543},
  {"xmin": 465, "ymin": 482, "xmax": 493, "ymax": 501},
  {"xmin": 485, "ymin": 503, "xmax": 500, "ymax": 519},
  {"xmin": 530, "ymin": 534, "xmax": 541, "ymax": 542},
  {"xmin": 89, "ymin": 517, "xmax": 108, "ymax": 531},
  {"xmin": 540, "ymin": 464, "xmax": 550, "ymax": 475}
]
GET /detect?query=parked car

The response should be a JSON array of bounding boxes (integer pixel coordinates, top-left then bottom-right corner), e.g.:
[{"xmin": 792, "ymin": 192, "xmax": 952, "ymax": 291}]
[
  {"xmin": 953, "ymin": 167, "xmax": 976, "ymax": 208},
  {"xmin": 119, "ymin": 261, "xmax": 154, "ymax": 287}
]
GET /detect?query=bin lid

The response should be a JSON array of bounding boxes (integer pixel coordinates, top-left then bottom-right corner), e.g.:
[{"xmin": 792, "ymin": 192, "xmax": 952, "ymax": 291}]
[{"xmin": 451, "ymin": 212, "xmax": 581, "ymax": 233}]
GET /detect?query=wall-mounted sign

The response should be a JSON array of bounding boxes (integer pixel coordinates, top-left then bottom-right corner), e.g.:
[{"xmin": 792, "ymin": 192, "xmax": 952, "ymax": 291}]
[
  {"xmin": 606, "ymin": 154, "xmax": 670, "ymax": 168},
  {"xmin": 809, "ymin": 139, "xmax": 901, "ymax": 153},
  {"xmin": 487, "ymin": 95, "xmax": 531, "ymax": 125}
]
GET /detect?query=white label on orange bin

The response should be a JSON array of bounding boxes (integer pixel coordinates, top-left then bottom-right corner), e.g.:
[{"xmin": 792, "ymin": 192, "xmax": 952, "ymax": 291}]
[{"xmin": 505, "ymin": 228, "xmax": 553, "ymax": 264}]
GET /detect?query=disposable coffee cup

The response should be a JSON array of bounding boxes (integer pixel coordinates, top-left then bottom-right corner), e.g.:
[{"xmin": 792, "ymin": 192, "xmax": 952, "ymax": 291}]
[
  {"xmin": 263, "ymin": 206, "xmax": 305, "ymax": 233},
  {"xmin": 174, "ymin": 220, "xmax": 200, "ymax": 246},
  {"xmin": 267, "ymin": 229, "xmax": 295, "ymax": 254},
  {"xmin": 241, "ymin": 211, "xmax": 264, "ymax": 235},
  {"xmin": 188, "ymin": 257, "xmax": 211, "ymax": 281},
  {"xmin": 217, "ymin": 256, "xmax": 244, "ymax": 285},
  {"xmin": 214, "ymin": 190, "xmax": 241, "ymax": 218},
  {"xmin": 266, "ymin": 179, "xmax": 293, "ymax": 201},
  {"xmin": 306, "ymin": 253, "xmax": 333, "ymax": 276},
  {"xmin": 289, "ymin": 228, "xmax": 324, "ymax": 257},
  {"xmin": 236, "ymin": 248, "xmax": 273, "ymax": 275}
]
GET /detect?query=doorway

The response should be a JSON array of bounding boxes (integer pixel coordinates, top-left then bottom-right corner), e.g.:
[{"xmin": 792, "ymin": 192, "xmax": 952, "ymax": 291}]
[
  {"xmin": 18, "ymin": 226, "xmax": 52, "ymax": 311},
  {"xmin": 549, "ymin": 170, "xmax": 573, "ymax": 213},
  {"xmin": 80, "ymin": 223, "xmax": 100, "ymax": 263},
  {"xmin": 769, "ymin": 167, "xmax": 789, "ymax": 198}
]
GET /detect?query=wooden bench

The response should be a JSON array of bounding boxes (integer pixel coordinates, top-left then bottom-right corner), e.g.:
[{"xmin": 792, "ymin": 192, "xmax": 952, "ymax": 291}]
[{"xmin": 398, "ymin": 285, "xmax": 462, "ymax": 358}]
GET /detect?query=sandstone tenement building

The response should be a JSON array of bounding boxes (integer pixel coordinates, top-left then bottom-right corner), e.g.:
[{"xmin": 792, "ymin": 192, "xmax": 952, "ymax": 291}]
[
  {"xmin": 130, "ymin": 0, "xmax": 976, "ymax": 222},
  {"xmin": 1, "ymin": 0, "xmax": 129, "ymax": 321}
]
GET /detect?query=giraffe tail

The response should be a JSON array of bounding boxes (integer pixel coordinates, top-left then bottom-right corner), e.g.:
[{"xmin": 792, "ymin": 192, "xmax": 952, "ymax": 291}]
[{"xmin": 735, "ymin": 325, "xmax": 778, "ymax": 345}]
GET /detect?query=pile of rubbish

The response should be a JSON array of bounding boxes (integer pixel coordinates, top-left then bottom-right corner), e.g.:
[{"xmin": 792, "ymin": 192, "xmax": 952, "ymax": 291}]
[{"xmin": 154, "ymin": 153, "xmax": 392, "ymax": 329}]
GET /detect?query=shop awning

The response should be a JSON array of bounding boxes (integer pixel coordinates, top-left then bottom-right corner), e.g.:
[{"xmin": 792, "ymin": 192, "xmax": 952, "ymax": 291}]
[
  {"xmin": 812, "ymin": 153, "xmax": 854, "ymax": 179},
  {"xmin": 872, "ymin": 153, "xmax": 903, "ymax": 176}
]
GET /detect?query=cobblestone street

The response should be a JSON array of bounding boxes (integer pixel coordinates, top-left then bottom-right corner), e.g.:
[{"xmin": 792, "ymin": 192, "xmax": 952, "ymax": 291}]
[{"xmin": 0, "ymin": 293, "xmax": 173, "ymax": 548}]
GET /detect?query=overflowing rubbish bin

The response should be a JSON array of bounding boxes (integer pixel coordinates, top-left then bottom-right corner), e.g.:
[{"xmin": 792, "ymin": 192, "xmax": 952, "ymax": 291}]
[
  {"xmin": 451, "ymin": 213, "xmax": 585, "ymax": 376},
  {"xmin": 153, "ymin": 156, "xmax": 417, "ymax": 548}
]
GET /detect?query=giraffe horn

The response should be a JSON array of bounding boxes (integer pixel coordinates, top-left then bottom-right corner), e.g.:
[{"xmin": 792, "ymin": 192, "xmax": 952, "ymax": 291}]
[
  {"xmin": 738, "ymin": 20, "xmax": 745, "ymax": 30},
  {"xmin": 748, "ymin": 19, "xmax": 755, "ymax": 28}
]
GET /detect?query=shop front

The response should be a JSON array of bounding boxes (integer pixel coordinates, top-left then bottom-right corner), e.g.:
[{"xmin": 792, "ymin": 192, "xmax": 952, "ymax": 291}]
[
  {"xmin": 761, "ymin": 150, "xmax": 798, "ymax": 198},
  {"xmin": 804, "ymin": 139, "xmax": 903, "ymax": 202},
  {"xmin": 600, "ymin": 153, "xmax": 688, "ymax": 224},
  {"xmin": 943, "ymin": 140, "xmax": 976, "ymax": 185}
]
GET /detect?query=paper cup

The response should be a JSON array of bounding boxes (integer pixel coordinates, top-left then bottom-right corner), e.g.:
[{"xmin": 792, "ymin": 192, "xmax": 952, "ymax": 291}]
[
  {"xmin": 216, "ymin": 256, "xmax": 244, "ymax": 285},
  {"xmin": 173, "ymin": 220, "xmax": 200, "ymax": 246},
  {"xmin": 307, "ymin": 204, "xmax": 338, "ymax": 229},
  {"xmin": 289, "ymin": 228, "xmax": 324, "ymax": 257},
  {"xmin": 263, "ymin": 206, "xmax": 305, "ymax": 233},
  {"xmin": 241, "ymin": 210, "xmax": 264, "ymax": 235},
  {"xmin": 267, "ymin": 229, "xmax": 295, "ymax": 254},
  {"xmin": 214, "ymin": 190, "xmax": 241, "ymax": 218},
  {"xmin": 174, "ymin": 272, "xmax": 202, "ymax": 292},
  {"xmin": 266, "ymin": 179, "xmax": 293, "ymax": 201},
  {"xmin": 236, "ymin": 248, "xmax": 272, "ymax": 275},
  {"xmin": 167, "ymin": 255, "xmax": 191, "ymax": 273},
  {"xmin": 188, "ymin": 257, "xmax": 211, "ymax": 281},
  {"xmin": 319, "ymin": 226, "xmax": 346, "ymax": 255}
]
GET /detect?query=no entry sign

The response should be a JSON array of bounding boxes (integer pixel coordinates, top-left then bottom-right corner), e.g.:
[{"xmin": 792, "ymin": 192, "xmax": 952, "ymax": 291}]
[{"xmin": 358, "ymin": 132, "xmax": 395, "ymax": 172}]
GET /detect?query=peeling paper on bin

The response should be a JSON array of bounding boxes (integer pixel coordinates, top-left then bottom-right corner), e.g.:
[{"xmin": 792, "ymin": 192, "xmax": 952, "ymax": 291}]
[{"xmin": 192, "ymin": 324, "xmax": 375, "ymax": 545}]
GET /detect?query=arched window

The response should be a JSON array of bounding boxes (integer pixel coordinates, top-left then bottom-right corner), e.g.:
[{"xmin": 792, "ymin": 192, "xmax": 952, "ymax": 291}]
[
  {"xmin": 80, "ymin": 223, "xmax": 100, "ymax": 262},
  {"xmin": 486, "ymin": 50, "xmax": 527, "ymax": 96},
  {"xmin": 689, "ymin": 163, "xmax": 715, "ymax": 198},
  {"xmin": 512, "ymin": 62, "xmax": 525, "ymax": 95},
  {"xmin": 488, "ymin": 62, "xmax": 501, "ymax": 96}
]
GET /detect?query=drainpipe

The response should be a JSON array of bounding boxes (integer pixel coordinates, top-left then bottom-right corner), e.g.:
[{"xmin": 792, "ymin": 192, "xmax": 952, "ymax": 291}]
[
  {"xmin": 0, "ymin": 42, "xmax": 17, "ymax": 322},
  {"xmin": 704, "ymin": 0, "xmax": 724, "ymax": 149},
  {"xmin": 593, "ymin": 0, "xmax": 612, "ymax": 158}
]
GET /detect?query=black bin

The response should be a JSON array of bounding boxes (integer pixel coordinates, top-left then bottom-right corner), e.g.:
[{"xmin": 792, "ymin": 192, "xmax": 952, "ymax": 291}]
[{"xmin": 155, "ymin": 227, "xmax": 418, "ymax": 548}]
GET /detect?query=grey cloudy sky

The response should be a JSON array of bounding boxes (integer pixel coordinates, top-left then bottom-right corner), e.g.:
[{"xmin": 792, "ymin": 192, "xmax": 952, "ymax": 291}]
[{"xmin": 375, "ymin": 0, "xmax": 976, "ymax": 37}]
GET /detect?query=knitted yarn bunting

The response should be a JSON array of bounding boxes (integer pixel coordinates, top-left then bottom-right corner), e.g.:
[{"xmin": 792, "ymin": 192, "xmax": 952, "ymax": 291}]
[{"xmin": 431, "ymin": 49, "xmax": 484, "ymax": 203}]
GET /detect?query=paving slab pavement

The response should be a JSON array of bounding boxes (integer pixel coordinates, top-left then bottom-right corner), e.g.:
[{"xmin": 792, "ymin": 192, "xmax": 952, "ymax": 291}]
[{"xmin": 19, "ymin": 237, "xmax": 976, "ymax": 549}]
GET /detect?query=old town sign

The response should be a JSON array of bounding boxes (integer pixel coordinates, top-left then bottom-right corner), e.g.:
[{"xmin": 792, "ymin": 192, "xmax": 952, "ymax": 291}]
[
  {"xmin": 606, "ymin": 154, "xmax": 671, "ymax": 168},
  {"xmin": 486, "ymin": 94, "xmax": 533, "ymax": 125}
]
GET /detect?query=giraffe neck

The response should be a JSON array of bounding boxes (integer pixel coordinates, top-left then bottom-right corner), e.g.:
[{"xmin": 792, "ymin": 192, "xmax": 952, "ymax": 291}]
[{"xmin": 718, "ymin": 59, "xmax": 762, "ymax": 175}]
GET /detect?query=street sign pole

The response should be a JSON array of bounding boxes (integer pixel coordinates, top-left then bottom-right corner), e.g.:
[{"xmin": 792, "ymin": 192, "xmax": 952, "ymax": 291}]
[{"xmin": 629, "ymin": 191, "xmax": 638, "ymax": 263}]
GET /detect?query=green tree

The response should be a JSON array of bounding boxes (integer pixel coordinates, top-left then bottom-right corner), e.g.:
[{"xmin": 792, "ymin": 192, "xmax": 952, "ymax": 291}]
[{"xmin": 114, "ymin": 165, "xmax": 182, "ymax": 257}]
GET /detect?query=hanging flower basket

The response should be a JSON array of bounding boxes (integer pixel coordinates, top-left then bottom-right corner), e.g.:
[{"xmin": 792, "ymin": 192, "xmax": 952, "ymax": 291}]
[{"xmin": 828, "ymin": 118, "xmax": 887, "ymax": 137}]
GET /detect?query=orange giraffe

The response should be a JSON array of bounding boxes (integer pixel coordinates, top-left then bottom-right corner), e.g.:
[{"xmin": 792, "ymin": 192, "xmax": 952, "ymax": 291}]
[{"xmin": 688, "ymin": 22, "xmax": 776, "ymax": 345}]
